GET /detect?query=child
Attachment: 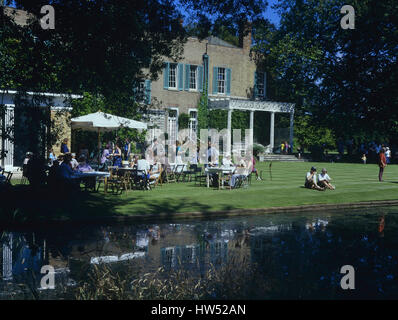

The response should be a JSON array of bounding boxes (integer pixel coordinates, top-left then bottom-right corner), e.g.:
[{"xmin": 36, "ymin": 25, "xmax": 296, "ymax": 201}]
[{"xmin": 361, "ymin": 154, "xmax": 367, "ymax": 164}]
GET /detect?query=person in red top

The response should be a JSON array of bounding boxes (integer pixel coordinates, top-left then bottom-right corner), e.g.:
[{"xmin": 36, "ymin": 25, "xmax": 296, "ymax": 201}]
[{"xmin": 378, "ymin": 149, "xmax": 387, "ymax": 182}]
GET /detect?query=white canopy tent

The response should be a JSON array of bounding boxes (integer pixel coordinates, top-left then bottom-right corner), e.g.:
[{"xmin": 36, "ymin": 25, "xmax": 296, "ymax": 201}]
[{"xmin": 71, "ymin": 111, "xmax": 147, "ymax": 164}]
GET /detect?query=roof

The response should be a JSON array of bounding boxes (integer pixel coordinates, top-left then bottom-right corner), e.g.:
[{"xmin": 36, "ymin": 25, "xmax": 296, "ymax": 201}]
[{"xmin": 206, "ymin": 36, "xmax": 239, "ymax": 48}]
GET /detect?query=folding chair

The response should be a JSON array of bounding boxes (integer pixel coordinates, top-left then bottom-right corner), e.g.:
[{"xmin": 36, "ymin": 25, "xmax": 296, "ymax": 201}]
[
  {"xmin": 175, "ymin": 164, "xmax": 186, "ymax": 182},
  {"xmin": 150, "ymin": 166, "xmax": 163, "ymax": 188},
  {"xmin": 107, "ymin": 167, "xmax": 123, "ymax": 194},
  {"xmin": 164, "ymin": 165, "xmax": 176, "ymax": 183},
  {"xmin": 4, "ymin": 171, "xmax": 13, "ymax": 185}
]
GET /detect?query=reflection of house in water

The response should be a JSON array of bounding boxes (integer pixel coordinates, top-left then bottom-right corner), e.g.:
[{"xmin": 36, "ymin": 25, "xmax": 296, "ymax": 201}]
[
  {"xmin": 157, "ymin": 224, "xmax": 242, "ymax": 271},
  {"xmin": 249, "ymin": 223, "xmax": 293, "ymax": 263}
]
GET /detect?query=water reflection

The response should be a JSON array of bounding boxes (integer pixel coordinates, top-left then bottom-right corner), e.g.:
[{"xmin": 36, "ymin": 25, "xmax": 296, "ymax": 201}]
[{"xmin": 1, "ymin": 207, "xmax": 398, "ymax": 299}]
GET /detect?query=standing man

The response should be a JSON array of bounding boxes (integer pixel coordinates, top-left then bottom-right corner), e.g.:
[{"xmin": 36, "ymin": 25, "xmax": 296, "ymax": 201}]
[{"xmin": 378, "ymin": 149, "xmax": 387, "ymax": 182}]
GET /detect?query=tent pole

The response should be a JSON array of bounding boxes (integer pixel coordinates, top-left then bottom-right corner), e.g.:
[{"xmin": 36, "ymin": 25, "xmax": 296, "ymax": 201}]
[{"xmin": 98, "ymin": 128, "xmax": 101, "ymax": 169}]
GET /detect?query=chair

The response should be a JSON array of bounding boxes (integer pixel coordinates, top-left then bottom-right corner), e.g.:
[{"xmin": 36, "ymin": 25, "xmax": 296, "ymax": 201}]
[
  {"xmin": 150, "ymin": 166, "xmax": 163, "ymax": 188},
  {"xmin": 174, "ymin": 164, "xmax": 186, "ymax": 182},
  {"xmin": 107, "ymin": 167, "xmax": 123, "ymax": 194},
  {"xmin": 219, "ymin": 171, "xmax": 233, "ymax": 190},
  {"xmin": 182, "ymin": 164, "xmax": 201, "ymax": 182},
  {"xmin": 164, "ymin": 165, "xmax": 176, "ymax": 183},
  {"xmin": 132, "ymin": 169, "xmax": 150, "ymax": 190},
  {"xmin": 2, "ymin": 171, "xmax": 13, "ymax": 185},
  {"xmin": 194, "ymin": 168, "xmax": 207, "ymax": 186}
]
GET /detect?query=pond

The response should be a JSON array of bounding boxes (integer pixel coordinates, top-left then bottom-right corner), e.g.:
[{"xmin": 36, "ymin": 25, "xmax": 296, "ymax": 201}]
[{"xmin": 1, "ymin": 206, "xmax": 398, "ymax": 299}]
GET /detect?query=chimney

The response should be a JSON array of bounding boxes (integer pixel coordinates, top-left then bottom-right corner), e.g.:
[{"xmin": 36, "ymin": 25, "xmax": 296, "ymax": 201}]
[{"xmin": 239, "ymin": 21, "xmax": 252, "ymax": 53}]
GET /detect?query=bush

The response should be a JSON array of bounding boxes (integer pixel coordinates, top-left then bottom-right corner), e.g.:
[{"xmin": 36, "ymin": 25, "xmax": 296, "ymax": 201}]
[{"xmin": 253, "ymin": 143, "xmax": 265, "ymax": 157}]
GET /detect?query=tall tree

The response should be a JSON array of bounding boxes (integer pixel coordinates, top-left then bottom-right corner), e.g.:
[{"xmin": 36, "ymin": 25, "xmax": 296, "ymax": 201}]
[{"xmin": 253, "ymin": 0, "xmax": 398, "ymax": 148}]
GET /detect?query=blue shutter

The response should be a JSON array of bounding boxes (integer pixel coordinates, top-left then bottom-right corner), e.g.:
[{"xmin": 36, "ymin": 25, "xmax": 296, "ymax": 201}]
[
  {"xmin": 212, "ymin": 67, "xmax": 218, "ymax": 94},
  {"xmin": 144, "ymin": 79, "xmax": 151, "ymax": 104},
  {"xmin": 263, "ymin": 72, "xmax": 267, "ymax": 99},
  {"xmin": 198, "ymin": 65, "xmax": 203, "ymax": 92},
  {"xmin": 226, "ymin": 68, "xmax": 231, "ymax": 96},
  {"xmin": 254, "ymin": 72, "xmax": 258, "ymax": 99},
  {"xmin": 178, "ymin": 63, "xmax": 184, "ymax": 91},
  {"xmin": 185, "ymin": 64, "xmax": 190, "ymax": 91},
  {"xmin": 163, "ymin": 62, "xmax": 169, "ymax": 89}
]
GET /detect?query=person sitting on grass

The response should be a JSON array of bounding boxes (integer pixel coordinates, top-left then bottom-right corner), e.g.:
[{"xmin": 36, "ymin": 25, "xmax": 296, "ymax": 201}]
[
  {"xmin": 305, "ymin": 166, "xmax": 324, "ymax": 191},
  {"xmin": 318, "ymin": 168, "xmax": 335, "ymax": 190}
]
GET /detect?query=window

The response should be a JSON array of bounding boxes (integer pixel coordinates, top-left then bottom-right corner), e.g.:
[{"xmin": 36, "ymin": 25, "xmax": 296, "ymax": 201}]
[
  {"xmin": 255, "ymin": 72, "xmax": 266, "ymax": 99},
  {"xmin": 168, "ymin": 63, "xmax": 177, "ymax": 88},
  {"xmin": 257, "ymin": 75, "xmax": 265, "ymax": 97},
  {"xmin": 189, "ymin": 66, "xmax": 197, "ymax": 90},
  {"xmin": 168, "ymin": 108, "xmax": 178, "ymax": 144},
  {"xmin": 217, "ymin": 67, "xmax": 225, "ymax": 94},
  {"xmin": 188, "ymin": 110, "xmax": 197, "ymax": 139}
]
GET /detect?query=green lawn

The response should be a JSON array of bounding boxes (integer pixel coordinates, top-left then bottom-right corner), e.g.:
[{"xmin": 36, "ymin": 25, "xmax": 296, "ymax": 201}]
[{"xmin": 74, "ymin": 161, "xmax": 398, "ymax": 218}]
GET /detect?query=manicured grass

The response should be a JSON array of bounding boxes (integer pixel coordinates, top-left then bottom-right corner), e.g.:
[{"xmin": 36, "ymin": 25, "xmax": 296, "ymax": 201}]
[{"xmin": 83, "ymin": 161, "xmax": 398, "ymax": 217}]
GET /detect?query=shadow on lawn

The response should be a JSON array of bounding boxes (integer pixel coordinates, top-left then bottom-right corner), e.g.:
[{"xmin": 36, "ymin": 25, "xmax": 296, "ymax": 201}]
[{"xmin": 0, "ymin": 184, "xmax": 238, "ymax": 226}]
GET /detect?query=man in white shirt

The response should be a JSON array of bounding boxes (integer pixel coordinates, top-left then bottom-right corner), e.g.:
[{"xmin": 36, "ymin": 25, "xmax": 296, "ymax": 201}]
[
  {"xmin": 318, "ymin": 168, "xmax": 335, "ymax": 190},
  {"xmin": 137, "ymin": 156, "xmax": 151, "ymax": 173},
  {"xmin": 222, "ymin": 153, "xmax": 234, "ymax": 167},
  {"xmin": 305, "ymin": 166, "xmax": 324, "ymax": 191},
  {"xmin": 207, "ymin": 141, "xmax": 219, "ymax": 167},
  {"xmin": 70, "ymin": 153, "xmax": 79, "ymax": 170}
]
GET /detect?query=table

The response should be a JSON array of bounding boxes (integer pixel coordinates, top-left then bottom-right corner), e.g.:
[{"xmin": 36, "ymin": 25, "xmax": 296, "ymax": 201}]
[
  {"xmin": 205, "ymin": 167, "xmax": 235, "ymax": 189},
  {"xmin": 73, "ymin": 171, "xmax": 110, "ymax": 193}
]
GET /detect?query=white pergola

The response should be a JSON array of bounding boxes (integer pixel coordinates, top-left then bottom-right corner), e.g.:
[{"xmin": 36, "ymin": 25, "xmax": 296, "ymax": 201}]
[{"xmin": 208, "ymin": 98, "xmax": 295, "ymax": 154}]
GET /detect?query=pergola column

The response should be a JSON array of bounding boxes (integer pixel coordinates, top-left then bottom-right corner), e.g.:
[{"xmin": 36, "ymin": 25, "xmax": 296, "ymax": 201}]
[
  {"xmin": 289, "ymin": 110, "xmax": 294, "ymax": 152},
  {"xmin": 227, "ymin": 109, "xmax": 232, "ymax": 154},
  {"xmin": 270, "ymin": 111, "xmax": 275, "ymax": 150},
  {"xmin": 249, "ymin": 110, "xmax": 254, "ymax": 147}
]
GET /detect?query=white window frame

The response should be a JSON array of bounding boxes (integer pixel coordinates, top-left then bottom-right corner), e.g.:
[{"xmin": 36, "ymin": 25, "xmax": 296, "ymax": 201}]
[
  {"xmin": 189, "ymin": 65, "xmax": 198, "ymax": 91},
  {"xmin": 188, "ymin": 109, "xmax": 198, "ymax": 139},
  {"xmin": 217, "ymin": 67, "xmax": 226, "ymax": 94},
  {"xmin": 168, "ymin": 107, "xmax": 179, "ymax": 145},
  {"xmin": 168, "ymin": 63, "xmax": 178, "ymax": 89}
]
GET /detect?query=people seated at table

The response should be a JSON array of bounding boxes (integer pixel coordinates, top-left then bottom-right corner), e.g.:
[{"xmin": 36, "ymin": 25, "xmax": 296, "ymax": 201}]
[
  {"xmin": 229, "ymin": 158, "xmax": 251, "ymax": 188},
  {"xmin": 70, "ymin": 153, "xmax": 79, "ymax": 170},
  {"xmin": 305, "ymin": 166, "xmax": 324, "ymax": 191},
  {"xmin": 222, "ymin": 153, "xmax": 234, "ymax": 167},
  {"xmin": 112, "ymin": 143, "xmax": 123, "ymax": 167},
  {"xmin": 77, "ymin": 155, "xmax": 93, "ymax": 172},
  {"xmin": 149, "ymin": 158, "xmax": 161, "ymax": 184},
  {"xmin": 47, "ymin": 160, "xmax": 60, "ymax": 186},
  {"xmin": 58, "ymin": 153, "xmax": 80, "ymax": 190},
  {"xmin": 137, "ymin": 154, "xmax": 151, "ymax": 189},
  {"xmin": 207, "ymin": 141, "xmax": 219, "ymax": 167},
  {"xmin": 26, "ymin": 153, "xmax": 47, "ymax": 188},
  {"xmin": 318, "ymin": 168, "xmax": 335, "ymax": 190}
]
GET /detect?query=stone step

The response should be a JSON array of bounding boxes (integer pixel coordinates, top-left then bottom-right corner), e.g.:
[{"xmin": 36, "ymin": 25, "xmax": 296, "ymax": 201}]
[{"xmin": 259, "ymin": 154, "xmax": 308, "ymax": 162}]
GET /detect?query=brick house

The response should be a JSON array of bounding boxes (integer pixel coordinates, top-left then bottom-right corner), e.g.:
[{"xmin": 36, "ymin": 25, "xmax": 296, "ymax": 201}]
[{"xmin": 142, "ymin": 29, "xmax": 294, "ymax": 154}]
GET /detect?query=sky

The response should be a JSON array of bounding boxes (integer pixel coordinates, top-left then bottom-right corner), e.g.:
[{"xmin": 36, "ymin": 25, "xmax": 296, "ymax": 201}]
[
  {"xmin": 265, "ymin": 0, "xmax": 281, "ymax": 26},
  {"xmin": 7, "ymin": 0, "xmax": 282, "ymax": 27}
]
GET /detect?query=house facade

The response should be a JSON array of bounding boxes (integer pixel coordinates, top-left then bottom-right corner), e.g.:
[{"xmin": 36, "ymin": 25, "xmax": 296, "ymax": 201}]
[{"xmin": 143, "ymin": 31, "xmax": 294, "ymax": 154}]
